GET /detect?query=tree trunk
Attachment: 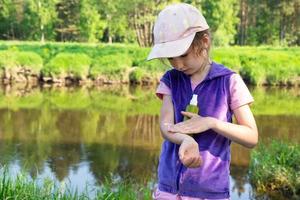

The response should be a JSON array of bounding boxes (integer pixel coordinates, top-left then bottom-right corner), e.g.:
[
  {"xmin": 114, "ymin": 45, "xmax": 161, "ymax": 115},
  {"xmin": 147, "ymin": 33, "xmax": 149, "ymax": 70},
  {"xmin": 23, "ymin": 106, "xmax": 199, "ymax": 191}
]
[
  {"xmin": 130, "ymin": 5, "xmax": 154, "ymax": 47},
  {"xmin": 238, "ymin": 0, "xmax": 248, "ymax": 45},
  {"xmin": 41, "ymin": 24, "xmax": 45, "ymax": 43}
]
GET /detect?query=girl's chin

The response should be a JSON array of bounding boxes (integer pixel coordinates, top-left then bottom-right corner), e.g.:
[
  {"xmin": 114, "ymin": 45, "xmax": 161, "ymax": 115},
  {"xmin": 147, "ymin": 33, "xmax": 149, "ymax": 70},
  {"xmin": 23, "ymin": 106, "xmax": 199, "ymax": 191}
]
[{"xmin": 183, "ymin": 70, "xmax": 193, "ymax": 75}]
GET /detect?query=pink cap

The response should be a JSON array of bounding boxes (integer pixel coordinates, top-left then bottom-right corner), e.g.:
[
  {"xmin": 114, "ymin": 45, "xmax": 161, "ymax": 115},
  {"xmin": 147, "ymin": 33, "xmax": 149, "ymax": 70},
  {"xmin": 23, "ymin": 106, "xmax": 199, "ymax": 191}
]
[{"xmin": 147, "ymin": 3, "xmax": 209, "ymax": 60}]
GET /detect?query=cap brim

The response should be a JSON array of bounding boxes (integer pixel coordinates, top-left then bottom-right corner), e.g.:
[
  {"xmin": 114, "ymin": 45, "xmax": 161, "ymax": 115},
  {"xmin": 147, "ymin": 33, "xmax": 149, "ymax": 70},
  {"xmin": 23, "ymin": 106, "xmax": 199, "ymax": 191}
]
[{"xmin": 147, "ymin": 32, "xmax": 196, "ymax": 61}]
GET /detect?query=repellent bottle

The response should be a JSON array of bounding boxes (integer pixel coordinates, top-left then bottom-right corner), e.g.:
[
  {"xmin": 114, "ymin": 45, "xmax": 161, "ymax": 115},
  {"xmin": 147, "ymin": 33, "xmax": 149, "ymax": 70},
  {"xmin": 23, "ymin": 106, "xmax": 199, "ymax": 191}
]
[{"xmin": 183, "ymin": 94, "xmax": 199, "ymax": 121}]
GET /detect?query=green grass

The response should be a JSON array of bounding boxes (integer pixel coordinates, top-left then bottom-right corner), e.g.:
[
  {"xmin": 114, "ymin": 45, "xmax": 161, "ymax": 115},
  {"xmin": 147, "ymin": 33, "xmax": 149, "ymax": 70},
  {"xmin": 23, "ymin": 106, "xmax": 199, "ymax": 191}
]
[
  {"xmin": 213, "ymin": 46, "xmax": 300, "ymax": 86},
  {"xmin": 90, "ymin": 54, "xmax": 132, "ymax": 80},
  {"xmin": 0, "ymin": 167, "xmax": 86, "ymax": 199},
  {"xmin": 0, "ymin": 50, "xmax": 43, "ymax": 73},
  {"xmin": 0, "ymin": 41, "xmax": 299, "ymax": 85},
  {"xmin": 42, "ymin": 53, "xmax": 91, "ymax": 79},
  {"xmin": 249, "ymin": 140, "xmax": 300, "ymax": 199},
  {"xmin": 0, "ymin": 167, "xmax": 153, "ymax": 200}
]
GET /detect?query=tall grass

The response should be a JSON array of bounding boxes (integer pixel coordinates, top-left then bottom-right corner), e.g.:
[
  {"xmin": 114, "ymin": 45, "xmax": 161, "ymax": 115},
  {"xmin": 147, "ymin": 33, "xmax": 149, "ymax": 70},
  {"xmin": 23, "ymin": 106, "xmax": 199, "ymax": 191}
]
[
  {"xmin": 0, "ymin": 50, "xmax": 43, "ymax": 72},
  {"xmin": 0, "ymin": 41, "xmax": 299, "ymax": 85},
  {"xmin": 90, "ymin": 54, "xmax": 132, "ymax": 81},
  {"xmin": 249, "ymin": 140, "xmax": 300, "ymax": 199},
  {"xmin": 213, "ymin": 47, "xmax": 300, "ymax": 85},
  {"xmin": 42, "ymin": 53, "xmax": 91, "ymax": 79},
  {"xmin": 0, "ymin": 167, "xmax": 87, "ymax": 199},
  {"xmin": 0, "ymin": 167, "xmax": 153, "ymax": 200}
]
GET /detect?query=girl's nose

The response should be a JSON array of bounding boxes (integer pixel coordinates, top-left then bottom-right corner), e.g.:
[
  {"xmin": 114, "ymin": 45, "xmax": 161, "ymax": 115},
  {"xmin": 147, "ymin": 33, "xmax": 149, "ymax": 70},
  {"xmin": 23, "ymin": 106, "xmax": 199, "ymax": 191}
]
[{"xmin": 170, "ymin": 58, "xmax": 184, "ymax": 70}]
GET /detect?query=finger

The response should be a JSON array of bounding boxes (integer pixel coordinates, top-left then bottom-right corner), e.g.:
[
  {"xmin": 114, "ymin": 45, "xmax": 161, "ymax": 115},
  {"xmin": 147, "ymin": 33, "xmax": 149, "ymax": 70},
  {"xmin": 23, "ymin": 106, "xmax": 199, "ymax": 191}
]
[
  {"xmin": 186, "ymin": 156, "xmax": 198, "ymax": 168},
  {"xmin": 182, "ymin": 156, "xmax": 195, "ymax": 167},
  {"xmin": 194, "ymin": 156, "xmax": 202, "ymax": 168},
  {"xmin": 188, "ymin": 156, "xmax": 202, "ymax": 168},
  {"xmin": 179, "ymin": 147, "xmax": 194, "ymax": 167},
  {"xmin": 181, "ymin": 111, "xmax": 198, "ymax": 118},
  {"xmin": 178, "ymin": 147, "xmax": 185, "ymax": 160}
]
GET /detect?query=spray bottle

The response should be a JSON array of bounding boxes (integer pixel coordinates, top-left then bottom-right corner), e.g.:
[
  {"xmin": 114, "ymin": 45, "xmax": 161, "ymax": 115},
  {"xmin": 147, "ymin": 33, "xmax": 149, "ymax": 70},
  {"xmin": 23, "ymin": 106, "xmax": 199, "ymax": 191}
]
[{"xmin": 184, "ymin": 94, "xmax": 199, "ymax": 121}]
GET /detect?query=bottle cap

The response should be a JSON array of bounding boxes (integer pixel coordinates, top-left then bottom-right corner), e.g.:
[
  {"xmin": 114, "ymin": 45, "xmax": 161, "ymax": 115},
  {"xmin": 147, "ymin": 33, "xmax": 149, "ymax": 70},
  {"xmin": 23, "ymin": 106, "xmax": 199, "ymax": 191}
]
[{"xmin": 190, "ymin": 94, "xmax": 198, "ymax": 106}]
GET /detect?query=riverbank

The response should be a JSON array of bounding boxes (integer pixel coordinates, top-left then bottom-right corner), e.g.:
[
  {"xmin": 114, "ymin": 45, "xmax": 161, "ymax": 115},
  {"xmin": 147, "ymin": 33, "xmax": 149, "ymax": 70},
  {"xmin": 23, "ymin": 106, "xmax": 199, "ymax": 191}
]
[
  {"xmin": 1, "ymin": 140, "xmax": 299, "ymax": 200},
  {"xmin": 249, "ymin": 140, "xmax": 300, "ymax": 199},
  {"xmin": 0, "ymin": 167, "xmax": 152, "ymax": 200},
  {"xmin": 0, "ymin": 41, "xmax": 299, "ymax": 86}
]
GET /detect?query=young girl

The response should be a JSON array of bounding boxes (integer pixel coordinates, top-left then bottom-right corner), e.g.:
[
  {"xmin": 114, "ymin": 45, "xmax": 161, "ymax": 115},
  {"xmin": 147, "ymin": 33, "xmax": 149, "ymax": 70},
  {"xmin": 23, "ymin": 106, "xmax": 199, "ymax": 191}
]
[{"xmin": 147, "ymin": 3, "xmax": 258, "ymax": 200}]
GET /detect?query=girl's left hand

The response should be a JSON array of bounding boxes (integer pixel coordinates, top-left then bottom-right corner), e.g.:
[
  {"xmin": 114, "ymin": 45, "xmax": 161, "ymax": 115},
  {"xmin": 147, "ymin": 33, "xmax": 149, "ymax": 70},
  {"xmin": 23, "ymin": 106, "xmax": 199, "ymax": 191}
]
[{"xmin": 168, "ymin": 111, "xmax": 215, "ymax": 134}]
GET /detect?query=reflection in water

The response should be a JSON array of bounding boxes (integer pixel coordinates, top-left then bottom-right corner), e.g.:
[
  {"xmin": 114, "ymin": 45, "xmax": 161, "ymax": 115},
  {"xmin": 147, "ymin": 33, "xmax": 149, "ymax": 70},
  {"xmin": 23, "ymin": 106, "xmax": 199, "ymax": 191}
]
[{"xmin": 0, "ymin": 84, "xmax": 299, "ymax": 199}]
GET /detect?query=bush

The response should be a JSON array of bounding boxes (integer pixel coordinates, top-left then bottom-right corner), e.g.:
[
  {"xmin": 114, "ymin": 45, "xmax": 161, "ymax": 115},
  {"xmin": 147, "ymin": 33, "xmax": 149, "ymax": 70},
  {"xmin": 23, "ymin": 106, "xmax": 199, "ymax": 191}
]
[
  {"xmin": 42, "ymin": 53, "xmax": 91, "ymax": 79},
  {"xmin": 129, "ymin": 67, "xmax": 146, "ymax": 83},
  {"xmin": 249, "ymin": 140, "xmax": 300, "ymax": 198},
  {"xmin": 90, "ymin": 54, "xmax": 132, "ymax": 79},
  {"xmin": 0, "ymin": 50, "xmax": 43, "ymax": 73}
]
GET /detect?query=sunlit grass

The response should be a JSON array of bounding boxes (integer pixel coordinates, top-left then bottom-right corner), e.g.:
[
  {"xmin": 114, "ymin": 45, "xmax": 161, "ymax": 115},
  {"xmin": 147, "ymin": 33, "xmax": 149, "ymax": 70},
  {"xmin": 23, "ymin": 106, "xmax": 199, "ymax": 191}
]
[
  {"xmin": 0, "ymin": 166, "xmax": 153, "ymax": 200},
  {"xmin": 0, "ymin": 41, "xmax": 299, "ymax": 85},
  {"xmin": 249, "ymin": 140, "xmax": 300, "ymax": 199}
]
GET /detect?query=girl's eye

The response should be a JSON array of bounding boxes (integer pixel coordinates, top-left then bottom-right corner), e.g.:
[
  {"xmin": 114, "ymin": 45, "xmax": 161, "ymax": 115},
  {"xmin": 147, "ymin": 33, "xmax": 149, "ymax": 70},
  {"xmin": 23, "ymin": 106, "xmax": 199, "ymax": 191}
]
[{"xmin": 180, "ymin": 53, "xmax": 188, "ymax": 58}]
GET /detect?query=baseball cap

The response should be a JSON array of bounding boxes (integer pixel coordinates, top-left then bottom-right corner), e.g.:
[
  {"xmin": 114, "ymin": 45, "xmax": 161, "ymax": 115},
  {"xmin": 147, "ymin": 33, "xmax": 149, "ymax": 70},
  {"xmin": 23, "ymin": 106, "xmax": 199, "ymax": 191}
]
[{"xmin": 147, "ymin": 3, "xmax": 209, "ymax": 60}]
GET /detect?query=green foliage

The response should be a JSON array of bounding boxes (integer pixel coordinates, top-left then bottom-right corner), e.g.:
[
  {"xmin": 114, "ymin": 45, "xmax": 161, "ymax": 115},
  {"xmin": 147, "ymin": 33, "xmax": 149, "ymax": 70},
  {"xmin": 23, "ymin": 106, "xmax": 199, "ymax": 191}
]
[
  {"xmin": 42, "ymin": 53, "xmax": 91, "ymax": 78},
  {"xmin": 0, "ymin": 1, "xmax": 299, "ymax": 45},
  {"xmin": 0, "ymin": 50, "xmax": 43, "ymax": 72},
  {"xmin": 129, "ymin": 67, "xmax": 146, "ymax": 83},
  {"xmin": 202, "ymin": 0, "xmax": 239, "ymax": 46},
  {"xmin": 79, "ymin": 0, "xmax": 105, "ymax": 42},
  {"xmin": 128, "ymin": 47, "xmax": 149, "ymax": 66},
  {"xmin": 0, "ymin": 167, "xmax": 86, "ymax": 199},
  {"xmin": 0, "ymin": 42, "xmax": 299, "ymax": 86},
  {"xmin": 0, "ymin": 166, "xmax": 152, "ymax": 199},
  {"xmin": 96, "ymin": 176, "xmax": 152, "ymax": 200},
  {"xmin": 212, "ymin": 47, "xmax": 300, "ymax": 86},
  {"xmin": 249, "ymin": 140, "xmax": 300, "ymax": 198},
  {"xmin": 90, "ymin": 54, "xmax": 132, "ymax": 78},
  {"xmin": 211, "ymin": 47, "xmax": 241, "ymax": 71}
]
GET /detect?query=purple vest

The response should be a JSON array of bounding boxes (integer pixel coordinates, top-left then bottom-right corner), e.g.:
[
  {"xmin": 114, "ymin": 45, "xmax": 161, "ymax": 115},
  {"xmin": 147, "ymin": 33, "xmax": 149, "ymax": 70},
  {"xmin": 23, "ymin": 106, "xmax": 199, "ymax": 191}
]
[{"xmin": 158, "ymin": 62, "xmax": 235, "ymax": 198}]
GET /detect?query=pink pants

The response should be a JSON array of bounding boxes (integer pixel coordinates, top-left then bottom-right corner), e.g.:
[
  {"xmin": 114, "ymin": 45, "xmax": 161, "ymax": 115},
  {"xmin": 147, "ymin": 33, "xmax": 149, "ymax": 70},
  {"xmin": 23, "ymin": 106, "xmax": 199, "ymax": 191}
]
[{"xmin": 153, "ymin": 188, "xmax": 230, "ymax": 200}]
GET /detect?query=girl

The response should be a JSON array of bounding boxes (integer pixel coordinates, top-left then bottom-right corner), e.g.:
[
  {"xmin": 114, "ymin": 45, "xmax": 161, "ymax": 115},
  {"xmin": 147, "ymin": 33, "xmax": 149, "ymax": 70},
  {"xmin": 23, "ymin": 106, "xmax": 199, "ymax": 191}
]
[{"xmin": 147, "ymin": 3, "xmax": 258, "ymax": 200}]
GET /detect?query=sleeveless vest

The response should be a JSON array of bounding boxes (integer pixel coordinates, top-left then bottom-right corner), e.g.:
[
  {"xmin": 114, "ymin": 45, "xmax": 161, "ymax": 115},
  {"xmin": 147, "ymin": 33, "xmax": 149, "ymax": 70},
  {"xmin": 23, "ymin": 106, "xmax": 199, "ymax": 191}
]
[{"xmin": 158, "ymin": 62, "xmax": 235, "ymax": 198}]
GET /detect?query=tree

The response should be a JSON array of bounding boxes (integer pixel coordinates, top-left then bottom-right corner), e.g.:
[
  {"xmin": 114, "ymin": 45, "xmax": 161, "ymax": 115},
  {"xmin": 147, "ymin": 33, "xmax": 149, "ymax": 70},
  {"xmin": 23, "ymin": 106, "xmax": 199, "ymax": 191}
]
[
  {"xmin": 0, "ymin": 0, "xmax": 23, "ymax": 39},
  {"xmin": 23, "ymin": 0, "xmax": 59, "ymax": 42},
  {"xmin": 55, "ymin": 0, "xmax": 81, "ymax": 41},
  {"xmin": 125, "ymin": 0, "xmax": 178, "ymax": 47},
  {"xmin": 78, "ymin": 0, "xmax": 105, "ymax": 42},
  {"xmin": 201, "ymin": 0, "xmax": 240, "ymax": 46}
]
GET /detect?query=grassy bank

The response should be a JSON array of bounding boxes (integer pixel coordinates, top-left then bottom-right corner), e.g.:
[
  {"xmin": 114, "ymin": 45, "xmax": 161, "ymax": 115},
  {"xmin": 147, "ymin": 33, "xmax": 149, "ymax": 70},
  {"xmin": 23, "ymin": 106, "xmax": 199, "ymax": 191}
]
[
  {"xmin": 0, "ymin": 167, "xmax": 152, "ymax": 200},
  {"xmin": 249, "ymin": 140, "xmax": 300, "ymax": 199},
  {"xmin": 0, "ymin": 41, "xmax": 299, "ymax": 86}
]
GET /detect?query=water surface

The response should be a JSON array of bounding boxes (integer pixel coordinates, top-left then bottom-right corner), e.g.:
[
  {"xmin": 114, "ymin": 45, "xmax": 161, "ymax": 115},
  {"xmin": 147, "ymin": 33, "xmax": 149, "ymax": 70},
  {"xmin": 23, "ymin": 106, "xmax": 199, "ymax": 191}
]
[{"xmin": 0, "ymin": 84, "xmax": 299, "ymax": 199}]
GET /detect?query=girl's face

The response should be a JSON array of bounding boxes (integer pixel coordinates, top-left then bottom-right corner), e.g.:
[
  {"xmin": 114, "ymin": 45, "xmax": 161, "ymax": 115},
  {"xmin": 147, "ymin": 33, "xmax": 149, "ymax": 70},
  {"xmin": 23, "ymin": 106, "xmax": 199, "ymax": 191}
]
[{"xmin": 168, "ymin": 48, "xmax": 208, "ymax": 76}]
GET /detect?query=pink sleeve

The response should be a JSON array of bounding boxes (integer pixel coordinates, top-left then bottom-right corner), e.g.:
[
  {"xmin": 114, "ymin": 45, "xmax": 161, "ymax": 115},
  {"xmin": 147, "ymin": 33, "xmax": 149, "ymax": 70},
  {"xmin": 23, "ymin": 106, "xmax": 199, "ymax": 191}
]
[
  {"xmin": 229, "ymin": 74, "xmax": 254, "ymax": 110},
  {"xmin": 156, "ymin": 81, "xmax": 171, "ymax": 100}
]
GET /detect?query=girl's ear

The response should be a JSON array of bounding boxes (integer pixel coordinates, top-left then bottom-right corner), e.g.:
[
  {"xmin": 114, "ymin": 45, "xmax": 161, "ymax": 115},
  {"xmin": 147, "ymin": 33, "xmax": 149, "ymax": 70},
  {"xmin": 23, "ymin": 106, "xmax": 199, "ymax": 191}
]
[{"xmin": 202, "ymin": 34, "xmax": 210, "ymax": 49}]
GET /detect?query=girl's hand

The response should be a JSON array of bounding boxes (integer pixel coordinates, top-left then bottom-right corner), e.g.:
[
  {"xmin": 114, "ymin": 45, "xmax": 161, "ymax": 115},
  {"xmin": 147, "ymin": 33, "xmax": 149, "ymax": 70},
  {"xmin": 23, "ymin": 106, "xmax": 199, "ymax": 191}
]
[
  {"xmin": 168, "ymin": 111, "xmax": 215, "ymax": 134},
  {"xmin": 179, "ymin": 136, "xmax": 202, "ymax": 168}
]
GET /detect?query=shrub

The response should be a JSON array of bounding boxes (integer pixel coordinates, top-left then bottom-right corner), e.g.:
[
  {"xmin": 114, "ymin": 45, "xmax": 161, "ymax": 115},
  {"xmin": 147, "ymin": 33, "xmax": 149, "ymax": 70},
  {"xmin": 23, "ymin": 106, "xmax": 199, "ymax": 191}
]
[
  {"xmin": 42, "ymin": 53, "xmax": 91, "ymax": 79},
  {"xmin": 249, "ymin": 140, "xmax": 300, "ymax": 198},
  {"xmin": 90, "ymin": 54, "xmax": 132, "ymax": 79},
  {"xmin": 0, "ymin": 50, "xmax": 43, "ymax": 73}
]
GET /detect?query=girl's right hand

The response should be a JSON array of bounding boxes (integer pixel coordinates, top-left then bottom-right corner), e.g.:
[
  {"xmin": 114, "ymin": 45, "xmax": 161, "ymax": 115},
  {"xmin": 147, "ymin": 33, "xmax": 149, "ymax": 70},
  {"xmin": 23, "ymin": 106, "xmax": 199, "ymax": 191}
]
[{"xmin": 179, "ymin": 136, "xmax": 202, "ymax": 168}]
